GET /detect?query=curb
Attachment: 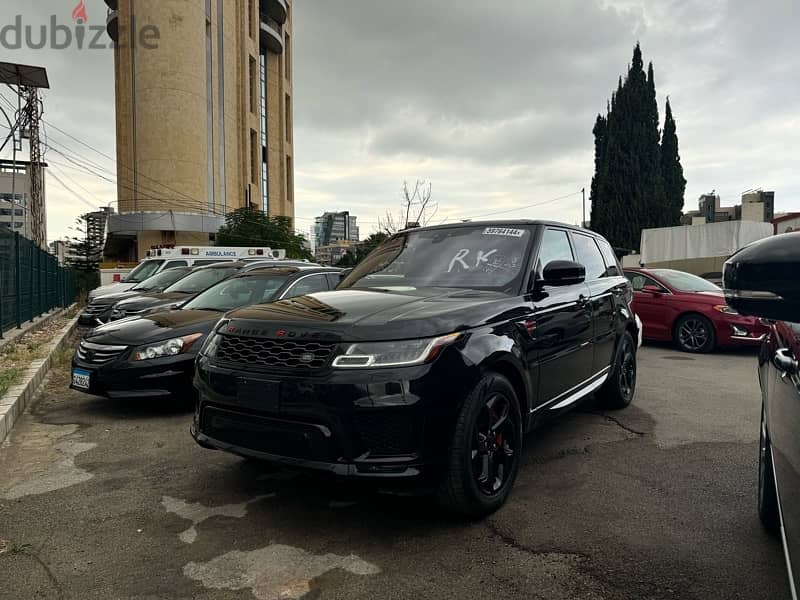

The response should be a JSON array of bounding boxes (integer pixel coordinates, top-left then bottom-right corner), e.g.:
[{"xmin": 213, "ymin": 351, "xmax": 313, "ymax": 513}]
[
  {"xmin": 0, "ymin": 311, "xmax": 80, "ymax": 446},
  {"xmin": 0, "ymin": 304, "xmax": 76, "ymax": 351}
]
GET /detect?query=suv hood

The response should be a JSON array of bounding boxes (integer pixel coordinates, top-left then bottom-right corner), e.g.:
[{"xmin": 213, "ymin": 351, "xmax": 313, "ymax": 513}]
[
  {"xmin": 221, "ymin": 288, "xmax": 522, "ymax": 341},
  {"xmin": 115, "ymin": 291, "xmax": 194, "ymax": 313},
  {"xmin": 87, "ymin": 309, "xmax": 222, "ymax": 346},
  {"xmin": 90, "ymin": 282, "xmax": 137, "ymax": 299}
]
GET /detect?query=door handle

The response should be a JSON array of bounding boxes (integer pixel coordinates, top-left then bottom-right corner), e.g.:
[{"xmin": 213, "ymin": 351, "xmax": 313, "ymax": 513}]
[
  {"xmin": 577, "ymin": 294, "xmax": 590, "ymax": 308},
  {"xmin": 775, "ymin": 348, "xmax": 799, "ymax": 378}
]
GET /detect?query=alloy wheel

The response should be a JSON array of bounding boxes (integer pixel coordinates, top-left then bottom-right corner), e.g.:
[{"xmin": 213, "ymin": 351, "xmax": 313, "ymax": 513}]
[
  {"xmin": 678, "ymin": 318, "xmax": 709, "ymax": 351},
  {"xmin": 619, "ymin": 339, "xmax": 636, "ymax": 399},
  {"xmin": 471, "ymin": 393, "xmax": 519, "ymax": 496}
]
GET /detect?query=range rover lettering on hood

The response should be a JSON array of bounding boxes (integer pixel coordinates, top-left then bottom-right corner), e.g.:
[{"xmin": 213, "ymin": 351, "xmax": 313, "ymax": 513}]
[{"xmin": 224, "ymin": 325, "xmax": 338, "ymax": 341}]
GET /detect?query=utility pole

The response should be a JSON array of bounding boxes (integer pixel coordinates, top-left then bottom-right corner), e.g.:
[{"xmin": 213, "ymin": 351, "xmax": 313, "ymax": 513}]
[{"xmin": 582, "ymin": 187, "xmax": 586, "ymax": 228}]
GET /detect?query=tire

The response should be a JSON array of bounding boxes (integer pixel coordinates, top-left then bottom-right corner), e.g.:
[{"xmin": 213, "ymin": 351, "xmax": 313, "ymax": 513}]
[
  {"xmin": 674, "ymin": 313, "xmax": 716, "ymax": 353},
  {"xmin": 759, "ymin": 403, "xmax": 780, "ymax": 534},
  {"xmin": 597, "ymin": 331, "xmax": 637, "ymax": 410},
  {"xmin": 437, "ymin": 373, "xmax": 523, "ymax": 518}
]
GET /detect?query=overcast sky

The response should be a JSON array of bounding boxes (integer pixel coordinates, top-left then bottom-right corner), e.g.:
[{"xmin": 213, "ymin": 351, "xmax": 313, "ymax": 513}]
[{"xmin": 1, "ymin": 0, "xmax": 798, "ymax": 243}]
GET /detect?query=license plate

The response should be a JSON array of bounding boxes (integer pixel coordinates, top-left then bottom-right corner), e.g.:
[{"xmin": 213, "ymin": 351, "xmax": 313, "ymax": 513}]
[
  {"xmin": 237, "ymin": 379, "xmax": 280, "ymax": 411},
  {"xmin": 72, "ymin": 369, "xmax": 91, "ymax": 390}
]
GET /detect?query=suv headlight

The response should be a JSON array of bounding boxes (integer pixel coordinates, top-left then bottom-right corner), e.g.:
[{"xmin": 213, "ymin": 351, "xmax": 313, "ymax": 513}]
[
  {"xmin": 332, "ymin": 333, "xmax": 461, "ymax": 368},
  {"xmin": 132, "ymin": 333, "xmax": 204, "ymax": 361}
]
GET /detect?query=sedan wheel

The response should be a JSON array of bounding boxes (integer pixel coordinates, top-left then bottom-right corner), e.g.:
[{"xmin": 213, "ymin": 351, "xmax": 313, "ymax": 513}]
[{"xmin": 675, "ymin": 314, "xmax": 715, "ymax": 353}]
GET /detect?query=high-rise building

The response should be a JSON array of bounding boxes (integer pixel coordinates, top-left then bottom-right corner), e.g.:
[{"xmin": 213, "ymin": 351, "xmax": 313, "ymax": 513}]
[
  {"xmin": 104, "ymin": 0, "xmax": 294, "ymax": 260},
  {"xmin": 313, "ymin": 211, "xmax": 360, "ymax": 248}
]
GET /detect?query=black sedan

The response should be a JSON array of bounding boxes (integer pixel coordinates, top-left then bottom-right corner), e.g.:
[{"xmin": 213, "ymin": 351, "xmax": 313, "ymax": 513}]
[
  {"xmin": 724, "ymin": 231, "xmax": 800, "ymax": 596},
  {"xmin": 71, "ymin": 266, "xmax": 342, "ymax": 400},
  {"xmin": 109, "ymin": 261, "xmax": 253, "ymax": 321},
  {"xmin": 78, "ymin": 266, "xmax": 193, "ymax": 326}
]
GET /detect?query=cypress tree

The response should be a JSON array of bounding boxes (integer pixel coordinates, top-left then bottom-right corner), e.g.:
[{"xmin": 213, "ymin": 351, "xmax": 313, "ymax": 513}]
[
  {"xmin": 661, "ymin": 98, "xmax": 686, "ymax": 226},
  {"xmin": 589, "ymin": 44, "xmax": 672, "ymax": 250}
]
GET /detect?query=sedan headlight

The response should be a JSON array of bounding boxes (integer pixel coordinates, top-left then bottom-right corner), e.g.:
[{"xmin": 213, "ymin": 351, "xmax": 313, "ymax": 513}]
[
  {"xmin": 132, "ymin": 333, "xmax": 204, "ymax": 361},
  {"xmin": 713, "ymin": 304, "xmax": 739, "ymax": 315},
  {"xmin": 332, "ymin": 333, "xmax": 461, "ymax": 368}
]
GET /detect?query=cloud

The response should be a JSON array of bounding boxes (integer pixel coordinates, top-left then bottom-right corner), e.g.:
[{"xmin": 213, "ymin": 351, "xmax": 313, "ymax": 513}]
[{"xmin": 1, "ymin": 0, "xmax": 798, "ymax": 243}]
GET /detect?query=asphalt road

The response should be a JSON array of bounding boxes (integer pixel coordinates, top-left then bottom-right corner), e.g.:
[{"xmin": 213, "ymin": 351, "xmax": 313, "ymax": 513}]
[{"xmin": 0, "ymin": 335, "xmax": 790, "ymax": 600}]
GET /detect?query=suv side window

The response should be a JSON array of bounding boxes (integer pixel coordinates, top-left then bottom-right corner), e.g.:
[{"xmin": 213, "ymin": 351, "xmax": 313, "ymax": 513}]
[
  {"xmin": 625, "ymin": 272, "xmax": 667, "ymax": 292},
  {"xmin": 597, "ymin": 239, "xmax": 621, "ymax": 277},
  {"xmin": 537, "ymin": 228, "xmax": 574, "ymax": 272},
  {"xmin": 284, "ymin": 274, "xmax": 330, "ymax": 299},
  {"xmin": 572, "ymin": 233, "xmax": 606, "ymax": 280}
]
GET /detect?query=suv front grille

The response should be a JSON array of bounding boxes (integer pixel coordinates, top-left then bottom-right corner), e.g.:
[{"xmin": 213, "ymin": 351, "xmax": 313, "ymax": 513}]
[
  {"xmin": 216, "ymin": 335, "xmax": 336, "ymax": 370},
  {"xmin": 83, "ymin": 302, "xmax": 113, "ymax": 316},
  {"xmin": 76, "ymin": 341, "xmax": 128, "ymax": 365}
]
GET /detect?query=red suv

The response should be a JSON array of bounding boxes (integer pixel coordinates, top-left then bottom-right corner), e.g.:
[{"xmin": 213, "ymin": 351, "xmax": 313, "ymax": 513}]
[{"xmin": 624, "ymin": 267, "xmax": 768, "ymax": 353}]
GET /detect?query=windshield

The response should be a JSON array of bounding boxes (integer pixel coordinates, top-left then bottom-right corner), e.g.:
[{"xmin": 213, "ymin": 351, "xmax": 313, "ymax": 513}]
[
  {"xmin": 122, "ymin": 260, "xmax": 164, "ymax": 283},
  {"xmin": 182, "ymin": 274, "xmax": 289, "ymax": 311},
  {"xmin": 164, "ymin": 267, "xmax": 238, "ymax": 294},
  {"xmin": 339, "ymin": 225, "xmax": 533, "ymax": 293},
  {"xmin": 654, "ymin": 270, "xmax": 721, "ymax": 292},
  {"xmin": 131, "ymin": 268, "xmax": 191, "ymax": 291}
]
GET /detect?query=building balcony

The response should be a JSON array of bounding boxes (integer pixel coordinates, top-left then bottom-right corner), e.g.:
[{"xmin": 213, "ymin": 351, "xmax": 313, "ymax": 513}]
[
  {"xmin": 260, "ymin": 20, "xmax": 284, "ymax": 54},
  {"xmin": 260, "ymin": 0, "xmax": 288, "ymax": 25},
  {"xmin": 106, "ymin": 9, "xmax": 119, "ymax": 43}
]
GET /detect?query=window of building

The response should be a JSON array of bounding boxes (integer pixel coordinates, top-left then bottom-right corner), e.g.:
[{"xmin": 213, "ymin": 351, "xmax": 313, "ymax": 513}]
[
  {"xmin": 537, "ymin": 229, "xmax": 573, "ymax": 272},
  {"xmin": 286, "ymin": 156, "xmax": 293, "ymax": 203},
  {"xmin": 249, "ymin": 56, "xmax": 258, "ymax": 114},
  {"xmin": 260, "ymin": 53, "xmax": 269, "ymax": 213},
  {"xmin": 285, "ymin": 93, "xmax": 292, "ymax": 142},
  {"xmin": 571, "ymin": 233, "xmax": 606, "ymax": 280},
  {"xmin": 285, "ymin": 33, "xmax": 291, "ymax": 81},
  {"xmin": 251, "ymin": 129, "xmax": 259, "ymax": 184}
]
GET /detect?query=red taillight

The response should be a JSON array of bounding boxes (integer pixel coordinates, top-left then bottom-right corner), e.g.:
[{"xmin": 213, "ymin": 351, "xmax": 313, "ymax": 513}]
[
  {"xmin": 181, "ymin": 248, "xmax": 190, "ymax": 256},
  {"xmin": 256, "ymin": 249, "xmax": 264, "ymax": 255}
]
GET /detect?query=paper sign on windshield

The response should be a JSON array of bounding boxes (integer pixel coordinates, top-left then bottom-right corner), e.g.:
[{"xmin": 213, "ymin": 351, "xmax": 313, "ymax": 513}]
[{"xmin": 482, "ymin": 227, "xmax": 525, "ymax": 238}]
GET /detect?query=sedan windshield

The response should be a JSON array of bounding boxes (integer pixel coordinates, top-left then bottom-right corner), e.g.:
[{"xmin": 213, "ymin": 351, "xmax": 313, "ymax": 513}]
[
  {"xmin": 653, "ymin": 270, "xmax": 721, "ymax": 292},
  {"xmin": 131, "ymin": 267, "xmax": 191, "ymax": 291},
  {"xmin": 122, "ymin": 260, "xmax": 164, "ymax": 283},
  {"xmin": 182, "ymin": 274, "xmax": 289, "ymax": 311},
  {"xmin": 164, "ymin": 267, "xmax": 238, "ymax": 294},
  {"xmin": 340, "ymin": 225, "xmax": 533, "ymax": 293}
]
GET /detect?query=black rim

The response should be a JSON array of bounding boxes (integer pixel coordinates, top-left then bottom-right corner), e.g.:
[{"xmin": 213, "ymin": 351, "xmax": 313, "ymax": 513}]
[
  {"xmin": 619, "ymin": 339, "xmax": 636, "ymax": 399},
  {"xmin": 678, "ymin": 318, "xmax": 709, "ymax": 351},
  {"xmin": 471, "ymin": 393, "xmax": 518, "ymax": 496}
]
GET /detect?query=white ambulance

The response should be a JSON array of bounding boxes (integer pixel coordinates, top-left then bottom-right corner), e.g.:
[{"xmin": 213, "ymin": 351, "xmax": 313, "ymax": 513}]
[{"xmin": 90, "ymin": 246, "xmax": 285, "ymax": 299}]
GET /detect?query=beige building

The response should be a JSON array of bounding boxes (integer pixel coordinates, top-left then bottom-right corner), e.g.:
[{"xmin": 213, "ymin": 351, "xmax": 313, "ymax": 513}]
[{"xmin": 104, "ymin": 0, "xmax": 294, "ymax": 260}]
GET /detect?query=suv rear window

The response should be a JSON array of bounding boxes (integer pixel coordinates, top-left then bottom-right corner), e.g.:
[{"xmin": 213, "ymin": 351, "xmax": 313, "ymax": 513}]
[{"xmin": 572, "ymin": 233, "xmax": 606, "ymax": 280}]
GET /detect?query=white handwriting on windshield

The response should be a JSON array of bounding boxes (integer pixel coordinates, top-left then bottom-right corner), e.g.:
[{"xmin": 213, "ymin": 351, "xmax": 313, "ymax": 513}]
[{"xmin": 448, "ymin": 249, "xmax": 499, "ymax": 272}]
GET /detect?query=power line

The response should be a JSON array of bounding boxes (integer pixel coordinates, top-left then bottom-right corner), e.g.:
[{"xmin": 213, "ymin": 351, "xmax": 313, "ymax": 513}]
[{"xmin": 48, "ymin": 170, "xmax": 102, "ymax": 211}]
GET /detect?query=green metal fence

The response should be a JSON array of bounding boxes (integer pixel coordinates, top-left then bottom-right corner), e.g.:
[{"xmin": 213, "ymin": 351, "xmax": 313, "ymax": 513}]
[{"xmin": 0, "ymin": 229, "xmax": 76, "ymax": 338}]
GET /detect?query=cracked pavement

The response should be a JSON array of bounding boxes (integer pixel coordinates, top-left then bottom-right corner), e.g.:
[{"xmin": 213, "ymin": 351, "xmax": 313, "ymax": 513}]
[{"xmin": 0, "ymin": 337, "xmax": 790, "ymax": 599}]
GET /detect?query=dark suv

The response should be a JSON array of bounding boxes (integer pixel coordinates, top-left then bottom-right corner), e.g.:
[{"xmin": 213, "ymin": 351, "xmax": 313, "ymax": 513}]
[
  {"xmin": 192, "ymin": 221, "xmax": 638, "ymax": 516},
  {"xmin": 723, "ymin": 231, "xmax": 800, "ymax": 593}
]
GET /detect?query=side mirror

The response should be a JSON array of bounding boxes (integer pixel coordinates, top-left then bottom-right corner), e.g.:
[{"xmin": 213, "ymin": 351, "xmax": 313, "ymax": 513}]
[
  {"xmin": 641, "ymin": 285, "xmax": 663, "ymax": 295},
  {"xmin": 540, "ymin": 260, "xmax": 586, "ymax": 287},
  {"xmin": 340, "ymin": 268, "xmax": 353, "ymax": 280},
  {"xmin": 724, "ymin": 232, "xmax": 800, "ymax": 322}
]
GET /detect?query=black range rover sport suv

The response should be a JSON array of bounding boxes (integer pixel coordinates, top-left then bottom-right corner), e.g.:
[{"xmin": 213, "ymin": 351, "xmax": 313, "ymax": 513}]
[{"xmin": 193, "ymin": 221, "xmax": 639, "ymax": 516}]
